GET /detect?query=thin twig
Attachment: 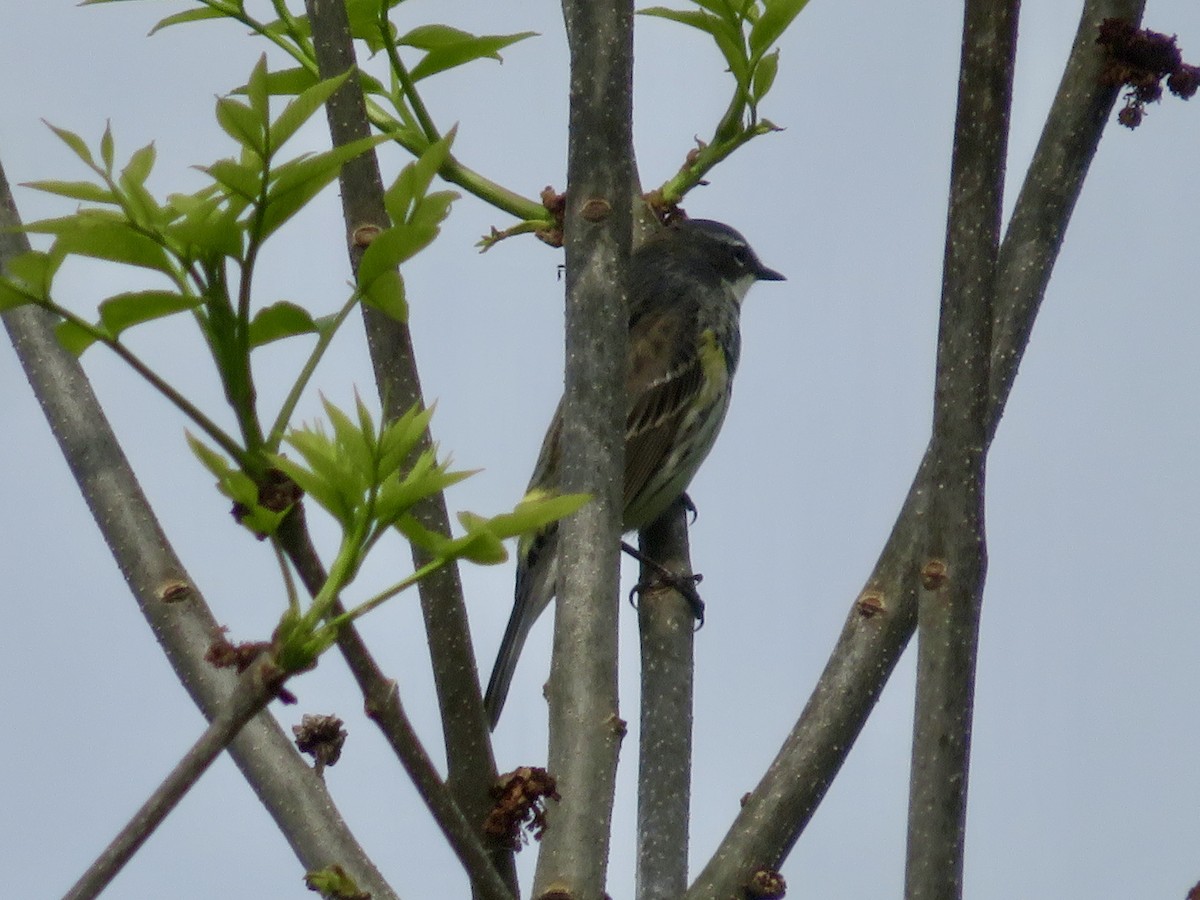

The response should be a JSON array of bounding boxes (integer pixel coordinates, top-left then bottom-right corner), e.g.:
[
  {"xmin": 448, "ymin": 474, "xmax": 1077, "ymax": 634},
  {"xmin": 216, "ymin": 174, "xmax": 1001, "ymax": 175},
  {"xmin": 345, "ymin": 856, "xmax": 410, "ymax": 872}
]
[{"xmin": 63, "ymin": 657, "xmax": 284, "ymax": 900}]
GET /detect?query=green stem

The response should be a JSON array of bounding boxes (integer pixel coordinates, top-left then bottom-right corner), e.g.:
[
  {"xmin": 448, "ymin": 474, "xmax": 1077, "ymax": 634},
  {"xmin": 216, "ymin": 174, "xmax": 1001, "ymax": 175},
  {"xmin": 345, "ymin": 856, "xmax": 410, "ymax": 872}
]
[
  {"xmin": 229, "ymin": 181, "xmax": 271, "ymax": 453},
  {"xmin": 205, "ymin": 3, "xmax": 547, "ymax": 223},
  {"xmin": 379, "ymin": 5, "xmax": 442, "ymax": 145},
  {"xmin": 659, "ymin": 123, "xmax": 768, "ymax": 205},
  {"xmin": 224, "ymin": 3, "xmax": 318, "ymax": 74},
  {"xmin": 302, "ymin": 529, "xmax": 366, "ymax": 630},
  {"xmin": 39, "ymin": 298, "xmax": 251, "ymax": 469},
  {"xmin": 331, "ymin": 554, "xmax": 447, "ymax": 626},
  {"xmin": 265, "ymin": 291, "xmax": 360, "ymax": 451},
  {"xmin": 272, "ymin": 537, "xmax": 301, "ymax": 615}
]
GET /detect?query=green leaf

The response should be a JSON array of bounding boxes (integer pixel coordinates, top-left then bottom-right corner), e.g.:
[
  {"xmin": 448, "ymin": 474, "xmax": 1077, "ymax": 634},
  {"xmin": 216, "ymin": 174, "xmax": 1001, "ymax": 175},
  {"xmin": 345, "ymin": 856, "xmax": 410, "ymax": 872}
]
[
  {"xmin": 713, "ymin": 28, "xmax": 750, "ymax": 87},
  {"xmin": 258, "ymin": 66, "xmax": 320, "ymax": 97},
  {"xmin": 304, "ymin": 866, "xmax": 365, "ymax": 899},
  {"xmin": 324, "ymin": 399, "xmax": 373, "ymax": 481},
  {"xmin": 749, "ymin": 0, "xmax": 809, "ymax": 60},
  {"xmin": 268, "ymin": 70, "xmax": 351, "ymax": 154},
  {"xmin": 187, "ymin": 432, "xmax": 241, "ymax": 489},
  {"xmin": 43, "ymin": 122, "xmax": 95, "ymax": 167},
  {"xmin": 407, "ymin": 190, "xmax": 457, "ymax": 243},
  {"xmin": 399, "ymin": 24, "xmax": 474, "ymax": 49},
  {"xmin": 260, "ymin": 134, "xmax": 389, "ymax": 239},
  {"xmin": 118, "ymin": 146, "xmax": 164, "ymax": 231},
  {"xmin": 120, "ymin": 143, "xmax": 157, "ymax": 188},
  {"xmin": 376, "ymin": 460, "xmax": 472, "ymax": 530},
  {"xmin": 273, "ymin": 452, "xmax": 351, "ymax": 526},
  {"xmin": 248, "ymin": 301, "xmax": 319, "ymax": 348},
  {"xmin": 639, "ymin": 6, "xmax": 726, "ymax": 36},
  {"xmin": 382, "ymin": 129, "xmax": 456, "ymax": 225},
  {"xmin": 690, "ymin": 0, "xmax": 744, "ymax": 25},
  {"xmin": 149, "ymin": 6, "xmax": 229, "ymax": 36},
  {"xmin": 204, "ymin": 157, "xmax": 262, "ymax": 202},
  {"xmin": 452, "ymin": 512, "xmax": 508, "ymax": 564},
  {"xmin": 55, "ymin": 319, "xmax": 101, "ymax": 356},
  {"xmin": 393, "ymin": 513, "xmax": 453, "ymax": 557},
  {"xmin": 484, "ymin": 492, "xmax": 592, "ymax": 540},
  {"xmin": 356, "ymin": 135, "xmax": 456, "ymax": 312},
  {"xmin": 46, "ymin": 214, "xmax": 175, "ymax": 276},
  {"xmin": 277, "ymin": 403, "xmax": 373, "ymax": 526},
  {"xmin": 21, "ymin": 180, "xmax": 116, "ymax": 204},
  {"xmin": 357, "ymin": 231, "xmax": 415, "ymax": 294},
  {"xmin": 262, "ymin": 12, "xmax": 313, "ymax": 42},
  {"xmin": 2, "ymin": 250, "xmax": 59, "ymax": 299},
  {"xmin": 641, "ymin": 7, "xmax": 748, "ymax": 83},
  {"xmin": 246, "ymin": 55, "xmax": 270, "ymax": 123},
  {"xmin": 409, "ymin": 32, "xmax": 538, "ymax": 81},
  {"xmin": 99, "ymin": 290, "xmax": 199, "ymax": 335},
  {"xmin": 358, "ymin": 70, "xmax": 387, "ymax": 97},
  {"xmin": 751, "ymin": 48, "xmax": 780, "ymax": 101},
  {"xmin": 165, "ymin": 193, "xmax": 244, "ymax": 260},
  {"xmin": 99, "ymin": 123, "xmax": 115, "ymax": 173},
  {"xmin": 376, "ymin": 403, "xmax": 435, "ymax": 475},
  {"xmin": 343, "ymin": 0, "xmax": 384, "ymax": 49},
  {"xmin": 216, "ymin": 96, "xmax": 266, "ymax": 159},
  {"xmin": 0, "ymin": 279, "xmax": 34, "ymax": 312}
]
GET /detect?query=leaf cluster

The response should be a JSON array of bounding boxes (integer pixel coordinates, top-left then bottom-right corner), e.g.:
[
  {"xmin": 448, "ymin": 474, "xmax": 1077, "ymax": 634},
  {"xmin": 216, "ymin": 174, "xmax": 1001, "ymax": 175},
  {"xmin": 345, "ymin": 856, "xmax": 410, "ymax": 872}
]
[
  {"xmin": 640, "ymin": 0, "xmax": 809, "ymax": 203},
  {"xmin": 0, "ymin": 57, "xmax": 457, "ymax": 472},
  {"xmin": 222, "ymin": 394, "xmax": 586, "ymax": 674},
  {"xmin": 90, "ymin": 0, "xmax": 550, "ymax": 228},
  {"xmin": 0, "ymin": 47, "xmax": 583, "ymax": 680}
]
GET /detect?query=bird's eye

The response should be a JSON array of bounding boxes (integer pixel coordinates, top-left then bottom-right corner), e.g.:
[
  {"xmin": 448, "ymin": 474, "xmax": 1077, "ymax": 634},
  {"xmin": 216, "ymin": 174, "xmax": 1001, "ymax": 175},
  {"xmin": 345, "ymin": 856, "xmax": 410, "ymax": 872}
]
[{"xmin": 732, "ymin": 245, "xmax": 753, "ymax": 268}]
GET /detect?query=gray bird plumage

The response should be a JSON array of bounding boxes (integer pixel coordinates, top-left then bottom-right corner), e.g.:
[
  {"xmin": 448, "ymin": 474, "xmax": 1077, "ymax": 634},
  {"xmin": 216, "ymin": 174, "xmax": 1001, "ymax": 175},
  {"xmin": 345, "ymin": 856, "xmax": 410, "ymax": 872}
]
[{"xmin": 484, "ymin": 218, "xmax": 784, "ymax": 729}]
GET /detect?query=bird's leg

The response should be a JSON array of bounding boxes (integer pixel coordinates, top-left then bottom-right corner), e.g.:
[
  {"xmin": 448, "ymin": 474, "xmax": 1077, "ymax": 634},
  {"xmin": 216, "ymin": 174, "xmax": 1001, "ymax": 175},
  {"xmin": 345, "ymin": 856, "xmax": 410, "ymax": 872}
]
[{"xmin": 621, "ymin": 540, "xmax": 705, "ymax": 627}]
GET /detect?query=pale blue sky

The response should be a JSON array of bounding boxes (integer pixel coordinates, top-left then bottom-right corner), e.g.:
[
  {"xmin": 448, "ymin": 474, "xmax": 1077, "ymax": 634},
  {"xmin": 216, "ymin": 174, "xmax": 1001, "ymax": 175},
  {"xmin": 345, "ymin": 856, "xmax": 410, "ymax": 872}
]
[{"xmin": 3, "ymin": 2, "xmax": 1199, "ymax": 897}]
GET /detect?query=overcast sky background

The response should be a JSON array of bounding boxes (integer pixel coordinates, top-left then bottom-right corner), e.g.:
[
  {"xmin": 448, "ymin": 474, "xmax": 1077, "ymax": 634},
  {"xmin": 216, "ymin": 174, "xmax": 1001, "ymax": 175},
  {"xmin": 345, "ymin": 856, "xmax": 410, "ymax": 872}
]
[{"xmin": 3, "ymin": 2, "xmax": 1199, "ymax": 898}]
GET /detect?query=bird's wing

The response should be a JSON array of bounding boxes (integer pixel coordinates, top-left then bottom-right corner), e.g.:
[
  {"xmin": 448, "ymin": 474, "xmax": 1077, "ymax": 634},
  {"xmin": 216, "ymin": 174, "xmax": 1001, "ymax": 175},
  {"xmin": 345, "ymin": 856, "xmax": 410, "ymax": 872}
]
[{"xmin": 622, "ymin": 304, "xmax": 706, "ymax": 520}]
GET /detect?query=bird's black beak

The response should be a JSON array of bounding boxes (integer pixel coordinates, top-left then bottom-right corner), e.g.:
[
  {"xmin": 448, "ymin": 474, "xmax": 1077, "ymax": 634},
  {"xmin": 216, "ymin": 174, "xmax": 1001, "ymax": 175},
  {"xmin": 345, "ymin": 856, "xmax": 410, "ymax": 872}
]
[{"xmin": 756, "ymin": 264, "xmax": 786, "ymax": 282}]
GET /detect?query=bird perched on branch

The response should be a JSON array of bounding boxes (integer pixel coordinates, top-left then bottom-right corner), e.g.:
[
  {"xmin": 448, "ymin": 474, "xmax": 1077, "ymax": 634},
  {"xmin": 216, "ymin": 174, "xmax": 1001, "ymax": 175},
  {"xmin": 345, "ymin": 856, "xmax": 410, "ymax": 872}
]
[{"xmin": 484, "ymin": 218, "xmax": 785, "ymax": 729}]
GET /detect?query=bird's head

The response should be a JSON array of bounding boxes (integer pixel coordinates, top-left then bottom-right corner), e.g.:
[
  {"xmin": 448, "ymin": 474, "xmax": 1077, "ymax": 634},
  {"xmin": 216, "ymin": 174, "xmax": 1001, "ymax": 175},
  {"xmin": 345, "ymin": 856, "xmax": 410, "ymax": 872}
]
[{"xmin": 666, "ymin": 218, "xmax": 785, "ymax": 300}]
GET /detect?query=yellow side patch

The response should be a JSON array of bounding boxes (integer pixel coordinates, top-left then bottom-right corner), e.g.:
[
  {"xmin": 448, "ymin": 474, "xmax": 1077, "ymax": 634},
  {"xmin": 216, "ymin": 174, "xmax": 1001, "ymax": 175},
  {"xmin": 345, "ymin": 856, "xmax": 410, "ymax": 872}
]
[{"xmin": 697, "ymin": 330, "xmax": 729, "ymax": 403}]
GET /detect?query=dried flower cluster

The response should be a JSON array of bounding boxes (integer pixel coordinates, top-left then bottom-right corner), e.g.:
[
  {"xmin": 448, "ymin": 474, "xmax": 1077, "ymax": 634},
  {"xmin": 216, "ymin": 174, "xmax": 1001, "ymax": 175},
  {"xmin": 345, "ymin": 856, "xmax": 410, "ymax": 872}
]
[
  {"xmin": 483, "ymin": 766, "xmax": 560, "ymax": 852},
  {"xmin": 1097, "ymin": 18, "xmax": 1199, "ymax": 128}
]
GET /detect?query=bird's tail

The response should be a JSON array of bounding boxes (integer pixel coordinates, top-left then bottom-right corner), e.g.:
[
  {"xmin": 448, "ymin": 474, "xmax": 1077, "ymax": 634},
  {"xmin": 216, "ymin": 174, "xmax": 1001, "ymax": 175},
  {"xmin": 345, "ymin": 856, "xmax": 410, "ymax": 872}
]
[{"xmin": 484, "ymin": 527, "xmax": 558, "ymax": 730}]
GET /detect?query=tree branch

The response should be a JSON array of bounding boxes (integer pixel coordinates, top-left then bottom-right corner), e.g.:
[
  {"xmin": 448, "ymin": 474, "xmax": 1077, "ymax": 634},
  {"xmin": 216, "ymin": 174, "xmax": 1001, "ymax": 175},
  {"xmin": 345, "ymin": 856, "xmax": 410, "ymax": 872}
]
[
  {"xmin": 0, "ymin": 163, "xmax": 399, "ymax": 900},
  {"xmin": 301, "ymin": 1, "xmax": 510, "ymax": 889},
  {"xmin": 532, "ymin": 1, "xmax": 635, "ymax": 896},
  {"xmin": 63, "ymin": 656, "xmax": 285, "ymax": 900},
  {"xmin": 904, "ymin": 1, "xmax": 1017, "ymax": 895},
  {"xmin": 684, "ymin": 1, "xmax": 1144, "ymax": 896},
  {"xmin": 635, "ymin": 498, "xmax": 696, "ymax": 900}
]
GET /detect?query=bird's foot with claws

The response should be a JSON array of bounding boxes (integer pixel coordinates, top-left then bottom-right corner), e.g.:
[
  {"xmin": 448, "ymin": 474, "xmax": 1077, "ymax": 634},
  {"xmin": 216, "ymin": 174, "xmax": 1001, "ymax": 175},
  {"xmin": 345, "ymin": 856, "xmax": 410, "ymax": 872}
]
[{"xmin": 622, "ymin": 540, "xmax": 705, "ymax": 627}]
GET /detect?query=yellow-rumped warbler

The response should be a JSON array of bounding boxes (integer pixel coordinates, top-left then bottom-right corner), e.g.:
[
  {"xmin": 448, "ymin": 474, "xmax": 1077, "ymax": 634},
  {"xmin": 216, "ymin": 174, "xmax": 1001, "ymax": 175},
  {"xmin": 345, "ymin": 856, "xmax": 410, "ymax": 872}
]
[{"xmin": 484, "ymin": 218, "xmax": 784, "ymax": 729}]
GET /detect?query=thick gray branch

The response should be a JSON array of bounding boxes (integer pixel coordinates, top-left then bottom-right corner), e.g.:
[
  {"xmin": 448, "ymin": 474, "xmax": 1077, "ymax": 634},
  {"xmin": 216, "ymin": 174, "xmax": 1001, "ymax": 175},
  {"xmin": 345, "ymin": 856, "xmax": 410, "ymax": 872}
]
[
  {"xmin": 534, "ymin": 1, "xmax": 635, "ymax": 897},
  {"xmin": 904, "ymin": 1, "xmax": 1017, "ymax": 896},
  {"xmin": 635, "ymin": 499, "xmax": 696, "ymax": 900}
]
